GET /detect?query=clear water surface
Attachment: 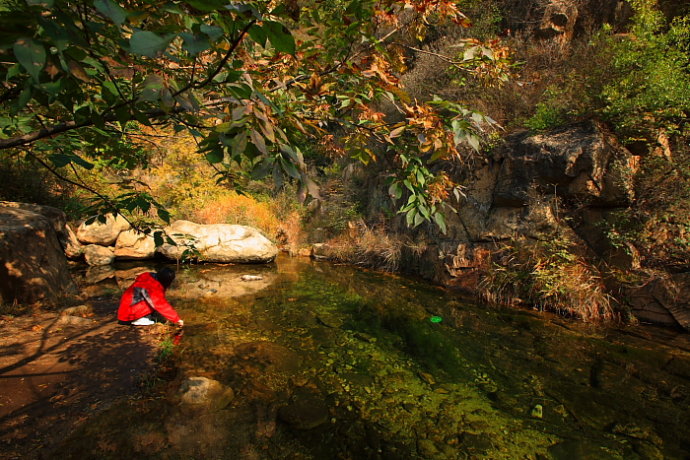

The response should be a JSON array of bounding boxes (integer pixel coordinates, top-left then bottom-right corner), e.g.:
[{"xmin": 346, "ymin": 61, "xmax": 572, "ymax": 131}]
[{"xmin": 65, "ymin": 255, "xmax": 690, "ymax": 459}]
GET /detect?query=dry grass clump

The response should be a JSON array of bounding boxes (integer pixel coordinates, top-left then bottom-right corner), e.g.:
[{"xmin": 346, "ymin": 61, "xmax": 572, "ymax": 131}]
[
  {"xmin": 325, "ymin": 222, "xmax": 403, "ymax": 272},
  {"xmin": 275, "ymin": 209, "xmax": 304, "ymax": 255},
  {"xmin": 479, "ymin": 237, "xmax": 617, "ymax": 322}
]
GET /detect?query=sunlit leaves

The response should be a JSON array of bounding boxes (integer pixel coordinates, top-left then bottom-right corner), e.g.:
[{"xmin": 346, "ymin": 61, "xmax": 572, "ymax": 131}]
[{"xmin": 0, "ymin": 0, "xmax": 506, "ymax": 234}]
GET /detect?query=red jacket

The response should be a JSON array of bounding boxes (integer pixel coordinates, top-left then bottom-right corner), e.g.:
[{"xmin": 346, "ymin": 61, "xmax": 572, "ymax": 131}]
[{"xmin": 117, "ymin": 272, "xmax": 181, "ymax": 323}]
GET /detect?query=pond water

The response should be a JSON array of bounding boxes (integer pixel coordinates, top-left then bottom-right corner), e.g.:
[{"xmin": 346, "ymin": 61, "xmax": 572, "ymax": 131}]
[{"xmin": 64, "ymin": 255, "xmax": 690, "ymax": 459}]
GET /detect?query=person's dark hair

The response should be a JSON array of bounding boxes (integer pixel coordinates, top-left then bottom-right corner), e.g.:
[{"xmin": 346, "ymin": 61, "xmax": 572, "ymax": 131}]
[{"xmin": 156, "ymin": 267, "xmax": 176, "ymax": 289}]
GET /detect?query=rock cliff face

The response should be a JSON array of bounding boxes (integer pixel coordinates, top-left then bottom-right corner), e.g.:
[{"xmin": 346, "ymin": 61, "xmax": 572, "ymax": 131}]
[
  {"xmin": 374, "ymin": 121, "xmax": 689, "ymax": 330},
  {"xmin": 400, "ymin": 121, "xmax": 636, "ymax": 287}
]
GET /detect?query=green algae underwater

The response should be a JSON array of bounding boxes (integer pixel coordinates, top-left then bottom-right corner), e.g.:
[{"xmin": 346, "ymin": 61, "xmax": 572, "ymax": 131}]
[{"xmin": 58, "ymin": 255, "xmax": 690, "ymax": 459}]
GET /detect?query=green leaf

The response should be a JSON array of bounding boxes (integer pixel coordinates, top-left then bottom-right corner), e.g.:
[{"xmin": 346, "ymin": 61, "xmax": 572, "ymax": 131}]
[
  {"xmin": 130, "ymin": 31, "xmax": 170, "ymax": 57},
  {"xmin": 13, "ymin": 38, "xmax": 46, "ymax": 81},
  {"xmin": 153, "ymin": 230, "xmax": 164, "ymax": 247},
  {"xmin": 248, "ymin": 24, "xmax": 267, "ymax": 47},
  {"xmin": 224, "ymin": 3, "xmax": 261, "ymax": 18},
  {"xmin": 249, "ymin": 129, "xmax": 267, "ymax": 154},
  {"xmin": 6, "ymin": 64, "xmax": 21, "ymax": 81},
  {"xmin": 205, "ymin": 148, "xmax": 224, "ymax": 163},
  {"xmin": 388, "ymin": 182, "xmax": 402, "ymax": 200},
  {"xmin": 200, "ymin": 24, "xmax": 224, "ymax": 41},
  {"xmin": 16, "ymin": 86, "xmax": 31, "ymax": 109},
  {"xmin": 418, "ymin": 203, "xmax": 430, "ymax": 220},
  {"xmin": 434, "ymin": 212, "xmax": 447, "ymax": 234},
  {"xmin": 467, "ymin": 134, "xmax": 480, "ymax": 151},
  {"xmin": 280, "ymin": 157, "xmax": 301, "ymax": 179},
  {"xmin": 413, "ymin": 211, "xmax": 425, "ymax": 227},
  {"xmin": 228, "ymin": 83, "xmax": 252, "ymax": 99},
  {"xmin": 263, "ymin": 21, "xmax": 295, "ymax": 55},
  {"xmin": 280, "ymin": 144, "xmax": 304, "ymax": 166},
  {"xmin": 115, "ymin": 106, "xmax": 130, "ymax": 125},
  {"xmin": 48, "ymin": 152, "xmax": 94, "ymax": 169},
  {"xmin": 183, "ymin": 0, "xmax": 227, "ymax": 12},
  {"xmin": 94, "ymin": 0, "xmax": 127, "ymax": 26},
  {"xmin": 180, "ymin": 32, "xmax": 210, "ymax": 55},
  {"xmin": 39, "ymin": 19, "xmax": 70, "ymax": 50},
  {"xmin": 406, "ymin": 208, "xmax": 416, "ymax": 227},
  {"xmin": 49, "ymin": 153, "xmax": 71, "ymax": 167}
]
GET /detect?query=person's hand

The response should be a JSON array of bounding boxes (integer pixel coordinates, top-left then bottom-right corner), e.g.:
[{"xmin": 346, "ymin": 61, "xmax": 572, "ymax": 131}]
[{"xmin": 177, "ymin": 319, "xmax": 184, "ymax": 328}]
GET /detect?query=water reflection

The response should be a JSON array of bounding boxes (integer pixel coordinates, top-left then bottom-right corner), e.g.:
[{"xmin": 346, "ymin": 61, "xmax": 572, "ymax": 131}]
[
  {"xmin": 78, "ymin": 262, "xmax": 279, "ymax": 299},
  {"xmin": 66, "ymin": 255, "xmax": 690, "ymax": 459}
]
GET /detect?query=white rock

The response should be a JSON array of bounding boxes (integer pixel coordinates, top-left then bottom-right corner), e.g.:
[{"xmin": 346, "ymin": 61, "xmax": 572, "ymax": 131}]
[
  {"xmin": 77, "ymin": 213, "xmax": 131, "ymax": 246},
  {"xmin": 114, "ymin": 229, "xmax": 157, "ymax": 259},
  {"xmin": 83, "ymin": 244, "xmax": 115, "ymax": 266},
  {"xmin": 158, "ymin": 220, "xmax": 278, "ymax": 263}
]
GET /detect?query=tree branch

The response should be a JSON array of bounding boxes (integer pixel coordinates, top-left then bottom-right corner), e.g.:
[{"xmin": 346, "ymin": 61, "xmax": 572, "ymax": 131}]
[
  {"xmin": 173, "ymin": 19, "xmax": 255, "ymax": 98},
  {"xmin": 24, "ymin": 149, "xmax": 142, "ymax": 231}
]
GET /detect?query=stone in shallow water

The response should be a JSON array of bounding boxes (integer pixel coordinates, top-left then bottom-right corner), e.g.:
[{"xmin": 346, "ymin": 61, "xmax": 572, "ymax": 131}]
[
  {"xmin": 179, "ymin": 376, "xmax": 235, "ymax": 410},
  {"xmin": 548, "ymin": 439, "xmax": 614, "ymax": 460},
  {"xmin": 277, "ymin": 388, "xmax": 330, "ymax": 430},
  {"xmin": 233, "ymin": 341, "xmax": 301, "ymax": 374},
  {"xmin": 316, "ymin": 313, "xmax": 344, "ymax": 328}
]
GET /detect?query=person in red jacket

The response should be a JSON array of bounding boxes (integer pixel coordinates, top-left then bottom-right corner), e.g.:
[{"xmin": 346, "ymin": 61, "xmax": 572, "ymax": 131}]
[{"xmin": 118, "ymin": 267, "xmax": 184, "ymax": 327}]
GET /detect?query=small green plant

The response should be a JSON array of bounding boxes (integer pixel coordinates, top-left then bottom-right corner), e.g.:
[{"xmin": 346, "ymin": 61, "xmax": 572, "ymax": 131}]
[
  {"xmin": 524, "ymin": 101, "xmax": 569, "ymax": 132},
  {"xmin": 156, "ymin": 337, "xmax": 175, "ymax": 363}
]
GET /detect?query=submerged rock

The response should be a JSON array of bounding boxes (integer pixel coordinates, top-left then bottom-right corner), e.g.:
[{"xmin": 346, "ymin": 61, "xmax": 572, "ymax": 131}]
[
  {"xmin": 179, "ymin": 376, "xmax": 235, "ymax": 410},
  {"xmin": 169, "ymin": 269, "xmax": 277, "ymax": 300},
  {"xmin": 233, "ymin": 341, "xmax": 301, "ymax": 374},
  {"xmin": 278, "ymin": 388, "xmax": 330, "ymax": 430}
]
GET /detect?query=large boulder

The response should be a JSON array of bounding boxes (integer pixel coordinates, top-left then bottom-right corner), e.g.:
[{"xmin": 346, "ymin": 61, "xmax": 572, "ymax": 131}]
[
  {"xmin": 76, "ymin": 213, "xmax": 131, "ymax": 246},
  {"xmin": 158, "ymin": 220, "xmax": 278, "ymax": 263},
  {"xmin": 0, "ymin": 201, "xmax": 82, "ymax": 258},
  {"xmin": 0, "ymin": 205, "xmax": 77, "ymax": 305},
  {"xmin": 114, "ymin": 229, "xmax": 157, "ymax": 259},
  {"xmin": 492, "ymin": 121, "xmax": 636, "ymax": 207}
]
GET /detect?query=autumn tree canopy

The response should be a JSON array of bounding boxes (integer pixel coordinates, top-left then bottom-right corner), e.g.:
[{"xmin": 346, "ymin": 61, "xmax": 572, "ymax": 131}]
[{"xmin": 0, "ymin": 0, "xmax": 508, "ymax": 231}]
